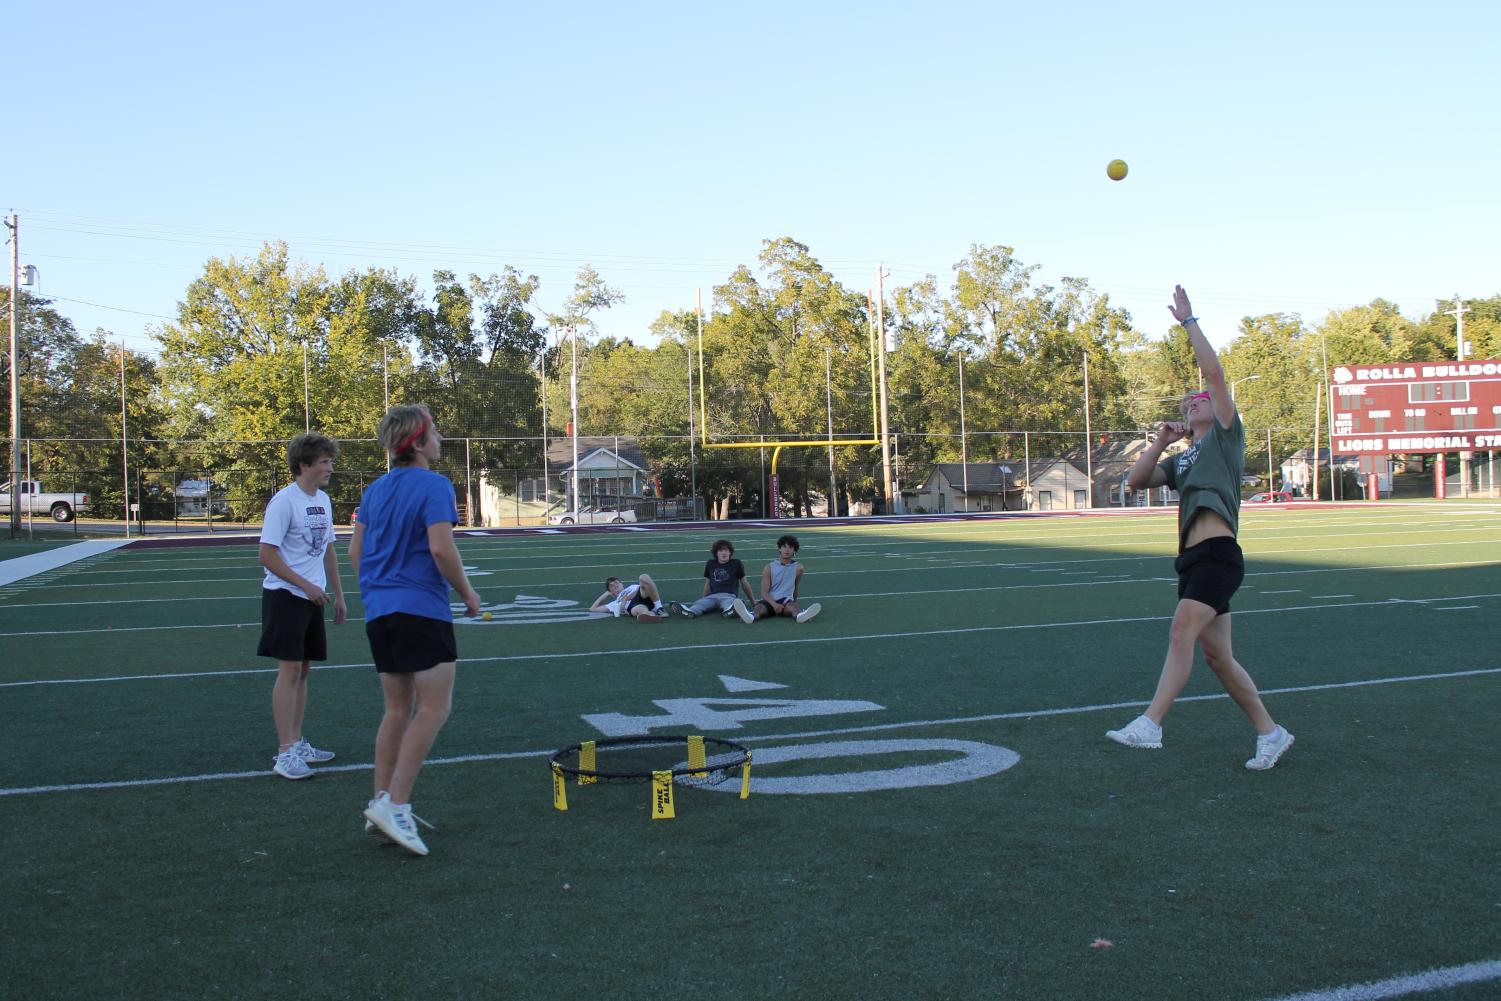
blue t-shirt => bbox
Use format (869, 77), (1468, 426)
(356, 466), (460, 622)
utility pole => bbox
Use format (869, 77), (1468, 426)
(875, 265), (893, 514)
(569, 323), (580, 519)
(1320, 333), (1337, 499)
(958, 354), (969, 512)
(302, 340), (310, 433)
(1311, 380), (1322, 502)
(1447, 294), (1473, 496)
(1082, 353), (1094, 509)
(120, 343), (129, 538)
(7, 212), (20, 537)
(690, 291), (700, 515)
(1445, 294), (1470, 361)
(825, 347), (836, 517)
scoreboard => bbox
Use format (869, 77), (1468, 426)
(1329, 360), (1501, 455)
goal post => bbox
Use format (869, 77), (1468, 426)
(694, 290), (886, 515)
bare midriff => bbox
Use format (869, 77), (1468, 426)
(1184, 509), (1234, 548)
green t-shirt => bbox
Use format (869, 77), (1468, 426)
(1157, 413), (1245, 550)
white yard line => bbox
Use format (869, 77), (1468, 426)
(5, 595), (1498, 685)
(4, 558), (1494, 625)
(1257, 958), (1501, 1001)
(2, 665), (1495, 798)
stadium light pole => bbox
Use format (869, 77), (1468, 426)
(1232, 374), (1261, 395)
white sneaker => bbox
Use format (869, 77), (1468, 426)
(795, 603), (822, 624)
(272, 751), (314, 779)
(363, 794), (429, 856)
(365, 793), (393, 840)
(652, 605), (669, 618)
(671, 602), (695, 618)
(732, 599), (755, 624)
(1245, 726), (1295, 771)
(1105, 715), (1163, 749)
(292, 737), (335, 763)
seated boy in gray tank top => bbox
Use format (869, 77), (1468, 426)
(732, 534), (822, 624)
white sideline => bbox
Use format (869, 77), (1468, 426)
(1259, 958), (1501, 1000)
(0, 540), (132, 586)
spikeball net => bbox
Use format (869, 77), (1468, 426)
(550, 735), (752, 820)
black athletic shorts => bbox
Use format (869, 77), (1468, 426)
(365, 612), (458, 674)
(1175, 536), (1245, 616)
(257, 587), (327, 662)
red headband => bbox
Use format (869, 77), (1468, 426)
(395, 419), (428, 454)
(1188, 392), (1211, 401)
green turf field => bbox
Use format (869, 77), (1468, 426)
(3, 503), (1499, 1000)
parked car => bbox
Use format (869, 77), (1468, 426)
(0, 479), (91, 522)
(1247, 491), (1293, 504)
(548, 505), (638, 526)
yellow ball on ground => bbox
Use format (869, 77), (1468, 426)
(1107, 159), (1128, 181)
(482, 611), (492, 620)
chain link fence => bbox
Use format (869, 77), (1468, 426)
(15, 421), (1471, 538)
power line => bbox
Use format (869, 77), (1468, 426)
(19, 208), (1471, 326)
(43, 294), (175, 322)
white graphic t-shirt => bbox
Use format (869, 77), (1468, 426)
(260, 483), (333, 599)
(604, 583), (642, 616)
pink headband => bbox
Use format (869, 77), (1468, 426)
(1188, 392), (1211, 402)
(395, 419), (428, 454)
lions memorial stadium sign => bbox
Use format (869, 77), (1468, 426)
(1329, 360), (1501, 455)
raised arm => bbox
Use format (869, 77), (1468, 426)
(1126, 422), (1186, 490)
(1168, 285), (1235, 428)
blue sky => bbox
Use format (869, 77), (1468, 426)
(9, 0), (1498, 354)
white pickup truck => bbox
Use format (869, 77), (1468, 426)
(0, 479), (91, 522)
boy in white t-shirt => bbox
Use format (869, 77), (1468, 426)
(258, 433), (347, 779)
(589, 573), (669, 622)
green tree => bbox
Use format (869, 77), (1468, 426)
(1414, 295), (1501, 361)
(1220, 313), (1316, 487)
(1, 290), (167, 514)
(701, 238), (876, 515)
(1317, 300), (1431, 366)
(154, 242), (336, 463)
